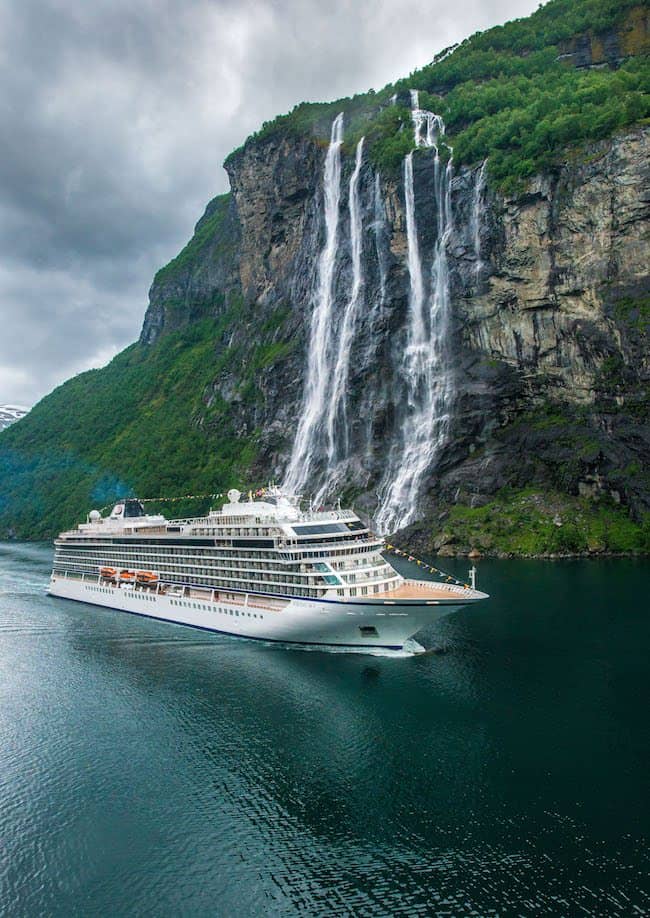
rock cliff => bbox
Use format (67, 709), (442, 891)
(1, 0), (648, 550)
(135, 120), (649, 548)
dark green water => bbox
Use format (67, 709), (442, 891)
(1, 542), (648, 916)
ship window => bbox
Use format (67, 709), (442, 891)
(359, 626), (378, 637)
(232, 538), (274, 549)
(292, 523), (351, 535)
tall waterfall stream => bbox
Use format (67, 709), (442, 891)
(285, 94), (475, 534)
(375, 95), (454, 533)
(284, 113), (345, 495)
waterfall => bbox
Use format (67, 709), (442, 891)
(285, 100), (455, 525)
(372, 172), (388, 306)
(413, 106), (445, 149)
(321, 136), (365, 490)
(375, 101), (454, 534)
(402, 152), (425, 348)
(283, 113), (344, 496)
(411, 91), (446, 150)
(472, 159), (487, 282)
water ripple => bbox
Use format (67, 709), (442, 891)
(1, 543), (648, 915)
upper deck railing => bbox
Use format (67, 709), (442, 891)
(60, 504), (362, 538)
(171, 507), (358, 528)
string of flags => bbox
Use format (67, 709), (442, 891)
(139, 492), (226, 503)
(98, 492), (228, 515)
(384, 543), (469, 589)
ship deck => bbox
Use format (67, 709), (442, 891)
(374, 579), (483, 603)
(53, 570), (487, 608)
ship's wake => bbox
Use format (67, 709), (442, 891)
(256, 637), (428, 658)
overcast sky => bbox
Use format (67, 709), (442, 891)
(1, 0), (539, 407)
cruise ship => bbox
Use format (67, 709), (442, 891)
(48, 488), (488, 651)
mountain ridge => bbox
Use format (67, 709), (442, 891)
(0, 406), (28, 432)
(1, 0), (648, 554)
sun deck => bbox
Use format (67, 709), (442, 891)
(367, 578), (486, 603)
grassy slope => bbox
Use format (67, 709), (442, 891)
(426, 489), (650, 557)
(0, 317), (250, 539)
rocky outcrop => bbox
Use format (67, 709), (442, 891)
(442, 129), (650, 516)
(140, 194), (241, 345)
(558, 6), (649, 69)
(138, 120), (648, 530)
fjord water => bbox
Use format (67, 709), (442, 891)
(1, 544), (648, 915)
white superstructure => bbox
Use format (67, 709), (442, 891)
(48, 487), (488, 651)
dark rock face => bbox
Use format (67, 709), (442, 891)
(557, 7), (650, 69)
(140, 194), (241, 345)
(139, 124), (650, 530)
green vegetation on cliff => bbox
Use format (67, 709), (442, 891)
(153, 193), (233, 288)
(427, 489), (650, 557)
(236, 0), (649, 188)
(0, 317), (257, 539)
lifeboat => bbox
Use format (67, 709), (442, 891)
(119, 570), (136, 582)
(99, 566), (117, 580)
(135, 570), (159, 585)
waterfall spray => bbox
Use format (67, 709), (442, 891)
(403, 151), (425, 347)
(320, 136), (366, 493)
(472, 159), (487, 282)
(372, 172), (388, 307)
(375, 98), (454, 534)
(284, 113), (344, 496)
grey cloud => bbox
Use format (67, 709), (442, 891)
(0, 0), (538, 406)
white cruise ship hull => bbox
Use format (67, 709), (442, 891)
(48, 575), (470, 651)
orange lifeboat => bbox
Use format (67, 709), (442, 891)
(119, 570), (136, 582)
(136, 570), (159, 585)
(99, 566), (117, 580)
